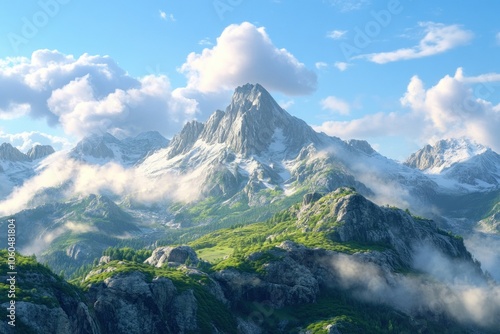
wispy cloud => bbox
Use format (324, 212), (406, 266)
(315, 61), (328, 70)
(358, 22), (474, 64)
(321, 96), (351, 115)
(0, 103), (30, 120)
(198, 37), (213, 46)
(0, 152), (205, 216)
(328, 246), (500, 329)
(327, 0), (370, 12)
(159, 10), (175, 22)
(334, 61), (350, 71)
(279, 99), (294, 110)
(496, 32), (500, 45)
(326, 29), (347, 40)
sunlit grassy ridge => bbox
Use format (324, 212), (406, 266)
(189, 188), (387, 273)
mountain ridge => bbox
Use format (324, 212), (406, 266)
(2, 189), (496, 333)
(70, 131), (169, 165)
(405, 138), (500, 193)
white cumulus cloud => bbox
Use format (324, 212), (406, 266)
(314, 68), (500, 153)
(179, 22), (317, 96)
(0, 130), (72, 152)
(0, 49), (198, 139)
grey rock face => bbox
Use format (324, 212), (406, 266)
(404, 138), (499, 182)
(214, 250), (319, 309)
(404, 144), (438, 170)
(66, 243), (93, 261)
(145, 245), (199, 267)
(167, 120), (205, 158)
(296, 188), (474, 269)
(302, 192), (324, 205)
(0, 272), (100, 334)
(27, 144), (55, 160)
(72, 134), (117, 159)
(0, 143), (30, 161)
(445, 151), (500, 186)
(172, 290), (198, 332)
(346, 139), (375, 155)
(87, 272), (201, 334)
(198, 83), (321, 157)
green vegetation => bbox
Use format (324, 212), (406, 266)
(79, 259), (237, 333)
(196, 246), (234, 263)
(102, 246), (152, 263)
(0, 186), (492, 333)
(0, 250), (81, 308)
(190, 190), (387, 274)
(436, 189), (500, 221)
(239, 290), (471, 333)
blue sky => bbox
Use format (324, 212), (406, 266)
(1, 0), (500, 160)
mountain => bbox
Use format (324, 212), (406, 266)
(71, 131), (169, 166)
(3, 83), (500, 281)
(27, 144), (56, 160)
(139, 84), (431, 211)
(0, 142), (55, 162)
(0, 143), (55, 197)
(405, 138), (500, 192)
(0, 194), (140, 275)
(2, 189), (497, 333)
(0, 142), (31, 162)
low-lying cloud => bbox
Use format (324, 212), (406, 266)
(0, 152), (203, 216)
(329, 245), (500, 329)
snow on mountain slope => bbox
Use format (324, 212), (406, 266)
(405, 138), (488, 173)
(3, 83), (499, 232)
(0, 143), (55, 197)
(70, 131), (169, 166)
(405, 138), (500, 192)
(137, 84), (437, 211)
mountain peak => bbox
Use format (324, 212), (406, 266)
(404, 137), (490, 172)
(71, 133), (117, 160)
(194, 83), (319, 156)
(0, 143), (30, 162)
(226, 83), (281, 116)
(27, 145), (55, 160)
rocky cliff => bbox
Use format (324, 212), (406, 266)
(1, 183), (496, 333)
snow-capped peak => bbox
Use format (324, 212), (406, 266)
(70, 131), (169, 166)
(405, 138), (488, 174)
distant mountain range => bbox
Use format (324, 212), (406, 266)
(1, 83), (500, 333)
(0, 83), (499, 274)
